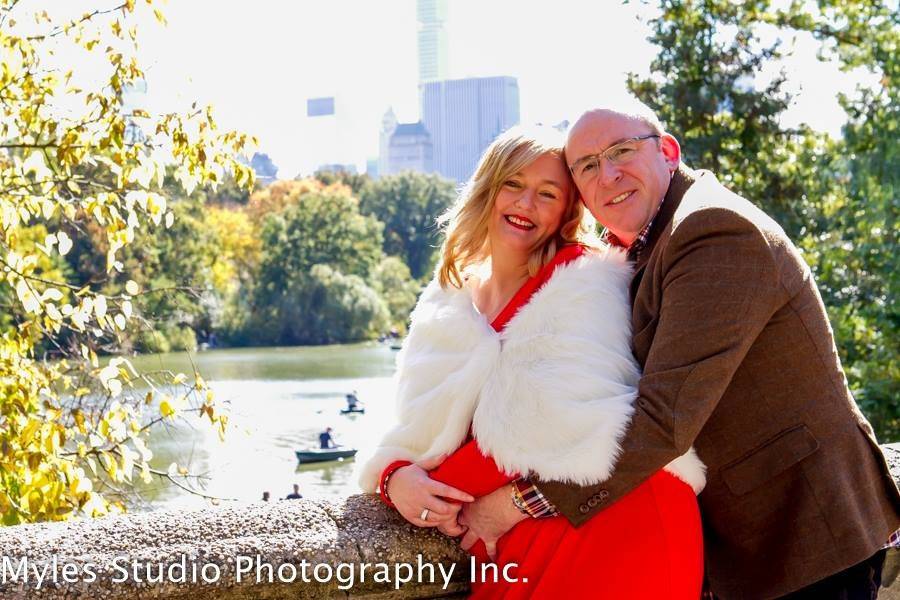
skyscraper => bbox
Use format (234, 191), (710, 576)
(378, 108), (433, 177)
(303, 95), (356, 176)
(417, 0), (448, 84)
(386, 122), (433, 175)
(421, 76), (520, 183)
(378, 108), (399, 178)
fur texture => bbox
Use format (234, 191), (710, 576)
(357, 250), (706, 494)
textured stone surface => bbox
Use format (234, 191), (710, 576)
(880, 444), (900, 599)
(2, 445), (900, 598)
(0, 494), (468, 599)
(884, 444), (900, 483)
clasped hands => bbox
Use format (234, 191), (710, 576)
(386, 454), (527, 560)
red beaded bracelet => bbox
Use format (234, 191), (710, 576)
(379, 460), (412, 508)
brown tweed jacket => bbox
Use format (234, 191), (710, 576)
(535, 165), (900, 599)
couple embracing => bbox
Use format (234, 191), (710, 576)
(358, 99), (900, 599)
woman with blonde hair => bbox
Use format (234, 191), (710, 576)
(358, 125), (705, 598)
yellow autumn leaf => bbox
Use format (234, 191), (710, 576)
(159, 399), (176, 417)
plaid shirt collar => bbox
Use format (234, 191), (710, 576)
(601, 194), (666, 260)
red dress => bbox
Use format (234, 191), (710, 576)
(424, 245), (704, 599)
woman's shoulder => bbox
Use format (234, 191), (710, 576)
(550, 243), (628, 268)
(538, 243), (631, 293)
(556, 243), (629, 266)
(552, 243), (589, 265)
(531, 244), (593, 290)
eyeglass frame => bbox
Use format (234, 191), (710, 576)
(567, 134), (662, 182)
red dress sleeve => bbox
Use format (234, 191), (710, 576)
(428, 438), (518, 497)
(426, 245), (588, 497)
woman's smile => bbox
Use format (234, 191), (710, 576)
(504, 214), (536, 230)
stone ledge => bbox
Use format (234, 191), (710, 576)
(1, 443), (899, 599)
(0, 494), (468, 599)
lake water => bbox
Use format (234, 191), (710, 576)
(127, 343), (400, 511)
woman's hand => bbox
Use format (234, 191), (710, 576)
(386, 454), (475, 529)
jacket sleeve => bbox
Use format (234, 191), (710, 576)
(535, 208), (784, 526)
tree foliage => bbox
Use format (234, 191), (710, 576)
(313, 169), (370, 196)
(360, 172), (456, 279)
(256, 184), (384, 285)
(370, 256), (420, 331)
(249, 264), (389, 346)
(773, 0), (898, 435)
(0, 1), (255, 523)
(233, 182), (388, 346)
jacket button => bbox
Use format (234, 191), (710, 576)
(578, 504), (590, 514)
(587, 497), (598, 507)
(598, 490), (610, 500)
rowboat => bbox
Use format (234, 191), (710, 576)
(295, 448), (358, 464)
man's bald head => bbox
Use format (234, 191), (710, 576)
(567, 98), (666, 146)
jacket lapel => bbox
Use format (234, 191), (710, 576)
(629, 165), (698, 299)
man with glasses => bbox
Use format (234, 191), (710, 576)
(455, 99), (900, 599)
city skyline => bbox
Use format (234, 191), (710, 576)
(133, 0), (879, 179)
(421, 75), (520, 182)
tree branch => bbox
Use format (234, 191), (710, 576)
(26, 4), (129, 42)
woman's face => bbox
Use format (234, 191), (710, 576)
(488, 152), (571, 261)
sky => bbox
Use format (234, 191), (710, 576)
(119, 0), (878, 178)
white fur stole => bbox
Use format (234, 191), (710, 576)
(357, 250), (706, 495)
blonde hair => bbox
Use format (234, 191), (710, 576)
(437, 125), (596, 289)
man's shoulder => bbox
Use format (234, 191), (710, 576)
(650, 169), (810, 293)
(670, 169), (789, 244)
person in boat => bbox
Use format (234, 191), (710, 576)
(261, 491), (270, 502)
(345, 391), (360, 411)
(319, 427), (336, 449)
(358, 124), (705, 598)
(285, 484), (303, 500)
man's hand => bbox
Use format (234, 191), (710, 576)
(458, 484), (527, 560)
(437, 518), (467, 537)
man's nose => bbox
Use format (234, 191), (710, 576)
(598, 158), (622, 187)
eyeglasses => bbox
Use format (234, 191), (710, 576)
(568, 134), (661, 186)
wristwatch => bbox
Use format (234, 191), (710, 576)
(510, 482), (529, 515)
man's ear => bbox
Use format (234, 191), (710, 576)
(660, 134), (681, 170)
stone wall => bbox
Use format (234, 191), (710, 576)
(1, 444), (899, 599)
(0, 493), (471, 599)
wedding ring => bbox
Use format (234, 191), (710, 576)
(420, 508), (430, 521)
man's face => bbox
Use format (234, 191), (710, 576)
(566, 110), (680, 245)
